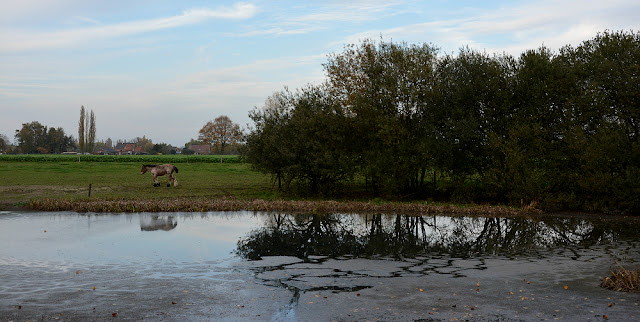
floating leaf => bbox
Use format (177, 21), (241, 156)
(93, 286), (96, 290)
(564, 285), (568, 290)
(112, 313), (118, 317)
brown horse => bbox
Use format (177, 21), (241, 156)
(140, 164), (179, 187)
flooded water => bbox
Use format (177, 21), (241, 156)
(1, 211), (639, 321)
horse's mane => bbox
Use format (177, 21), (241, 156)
(143, 164), (157, 167)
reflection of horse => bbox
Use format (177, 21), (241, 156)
(140, 215), (178, 231)
(140, 164), (179, 187)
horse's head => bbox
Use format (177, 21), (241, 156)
(140, 165), (148, 174)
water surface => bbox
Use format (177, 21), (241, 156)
(1, 211), (639, 321)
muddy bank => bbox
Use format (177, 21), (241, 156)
(26, 197), (543, 216)
(2, 254), (639, 321)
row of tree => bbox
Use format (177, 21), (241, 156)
(12, 121), (75, 154)
(244, 30), (640, 214)
(78, 105), (96, 154)
(5, 110), (244, 156)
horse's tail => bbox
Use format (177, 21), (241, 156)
(173, 165), (179, 173)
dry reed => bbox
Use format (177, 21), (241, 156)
(601, 264), (640, 292)
(28, 197), (542, 217)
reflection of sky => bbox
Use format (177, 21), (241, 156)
(0, 211), (262, 267)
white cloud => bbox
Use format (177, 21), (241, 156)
(72, 16), (101, 25)
(0, 3), (258, 52)
(235, 0), (403, 37)
(333, 0), (640, 56)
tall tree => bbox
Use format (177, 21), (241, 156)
(324, 40), (439, 192)
(78, 106), (97, 153)
(78, 106), (86, 153)
(198, 115), (242, 155)
(88, 110), (96, 153)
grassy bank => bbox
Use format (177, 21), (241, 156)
(0, 157), (540, 215)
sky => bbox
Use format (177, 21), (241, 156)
(1, 0), (639, 148)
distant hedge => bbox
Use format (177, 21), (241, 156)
(0, 154), (241, 163)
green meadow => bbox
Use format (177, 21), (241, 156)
(0, 155), (276, 207)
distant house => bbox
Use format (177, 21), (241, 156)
(95, 147), (117, 155)
(189, 144), (211, 155)
(167, 145), (182, 154)
(114, 143), (146, 155)
(133, 146), (147, 154)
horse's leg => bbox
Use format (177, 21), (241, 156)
(167, 174), (172, 187)
(173, 174), (178, 187)
(153, 174), (159, 187)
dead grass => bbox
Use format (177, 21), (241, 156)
(27, 197), (541, 217)
(601, 264), (640, 292)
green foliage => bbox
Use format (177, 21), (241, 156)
(14, 121), (75, 154)
(243, 31), (640, 214)
(245, 86), (357, 194)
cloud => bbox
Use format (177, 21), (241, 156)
(235, 0), (403, 37)
(0, 3), (258, 52)
(72, 16), (101, 25)
(332, 0), (640, 56)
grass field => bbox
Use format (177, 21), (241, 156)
(0, 158), (277, 207)
(0, 155), (534, 216)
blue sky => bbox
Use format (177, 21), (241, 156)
(1, 0), (639, 147)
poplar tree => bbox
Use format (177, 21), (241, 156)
(78, 106), (96, 154)
(78, 106), (85, 153)
(88, 110), (96, 153)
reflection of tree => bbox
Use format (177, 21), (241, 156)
(236, 213), (638, 260)
(140, 215), (177, 231)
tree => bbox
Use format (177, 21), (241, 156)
(0, 133), (9, 153)
(324, 39), (439, 193)
(198, 115), (242, 155)
(88, 110), (96, 153)
(15, 122), (74, 154)
(245, 86), (358, 194)
(78, 106), (85, 153)
(78, 106), (97, 153)
(242, 31), (640, 212)
(15, 121), (47, 154)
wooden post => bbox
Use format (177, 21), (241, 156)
(88, 183), (92, 197)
